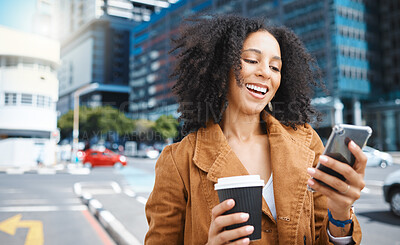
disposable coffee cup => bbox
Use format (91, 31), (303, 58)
(214, 175), (264, 241)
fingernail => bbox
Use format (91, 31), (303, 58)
(242, 238), (250, 244)
(308, 179), (315, 186)
(241, 213), (249, 220)
(245, 226), (254, 232)
(227, 199), (234, 206)
(350, 141), (357, 148)
(319, 155), (328, 163)
(307, 168), (315, 175)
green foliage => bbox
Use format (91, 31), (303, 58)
(153, 115), (179, 140)
(57, 106), (134, 140)
(57, 107), (179, 143)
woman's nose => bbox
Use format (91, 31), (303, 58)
(256, 64), (271, 78)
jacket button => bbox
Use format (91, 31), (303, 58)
(263, 229), (272, 233)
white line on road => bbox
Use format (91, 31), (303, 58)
(123, 188), (136, 197)
(0, 205), (87, 212)
(0, 198), (82, 205)
(110, 182), (122, 193)
(0, 188), (24, 193)
(136, 196), (147, 205)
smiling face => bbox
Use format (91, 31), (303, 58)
(226, 30), (282, 117)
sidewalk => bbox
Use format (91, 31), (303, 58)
(74, 181), (148, 245)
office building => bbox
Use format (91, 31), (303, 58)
(130, 0), (399, 150)
(0, 26), (60, 166)
(363, 0), (400, 150)
(57, 0), (172, 116)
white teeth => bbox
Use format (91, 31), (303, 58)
(246, 84), (267, 94)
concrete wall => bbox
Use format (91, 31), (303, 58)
(0, 138), (56, 167)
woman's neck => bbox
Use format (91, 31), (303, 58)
(219, 109), (264, 143)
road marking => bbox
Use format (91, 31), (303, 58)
(0, 214), (44, 245)
(0, 205), (87, 212)
(0, 198), (81, 205)
(110, 182), (122, 193)
(123, 188), (136, 197)
(0, 199), (50, 205)
(84, 189), (119, 195)
(81, 209), (115, 245)
(136, 196), (147, 205)
(0, 188), (24, 193)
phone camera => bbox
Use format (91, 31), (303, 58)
(333, 125), (345, 136)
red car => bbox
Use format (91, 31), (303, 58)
(83, 149), (127, 168)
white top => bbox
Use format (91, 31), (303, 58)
(262, 175), (352, 244)
(262, 174), (276, 220)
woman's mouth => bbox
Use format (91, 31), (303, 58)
(245, 83), (268, 96)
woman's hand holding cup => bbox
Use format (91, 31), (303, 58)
(207, 199), (253, 245)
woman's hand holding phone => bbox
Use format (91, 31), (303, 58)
(307, 140), (367, 237)
(207, 199), (254, 245)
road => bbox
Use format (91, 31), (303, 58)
(0, 169), (117, 245)
(354, 164), (400, 245)
(0, 158), (399, 244)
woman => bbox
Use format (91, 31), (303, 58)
(145, 15), (366, 244)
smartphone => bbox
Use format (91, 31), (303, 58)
(308, 124), (372, 192)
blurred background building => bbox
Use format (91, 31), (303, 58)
(129, 0), (400, 150)
(56, 0), (174, 115)
(0, 26), (60, 166)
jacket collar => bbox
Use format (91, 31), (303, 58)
(192, 111), (317, 242)
(192, 111), (315, 178)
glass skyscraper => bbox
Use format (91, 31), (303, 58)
(57, 0), (171, 115)
(129, 0), (400, 150)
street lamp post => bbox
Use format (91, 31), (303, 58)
(71, 83), (99, 163)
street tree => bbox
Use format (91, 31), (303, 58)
(153, 115), (179, 142)
(57, 106), (134, 141)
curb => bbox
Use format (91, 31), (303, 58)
(73, 183), (141, 245)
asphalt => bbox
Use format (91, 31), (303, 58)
(73, 180), (149, 245)
(3, 153), (400, 245)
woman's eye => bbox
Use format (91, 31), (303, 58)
(244, 59), (258, 64)
(270, 66), (280, 72)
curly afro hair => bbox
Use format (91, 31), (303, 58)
(171, 14), (323, 136)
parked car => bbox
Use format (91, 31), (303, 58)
(137, 146), (160, 159)
(383, 169), (400, 217)
(83, 149), (127, 168)
(363, 146), (393, 168)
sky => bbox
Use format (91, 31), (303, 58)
(0, 0), (36, 32)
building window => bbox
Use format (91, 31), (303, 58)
(4, 92), (17, 105)
(37, 95), (45, 107)
(5, 57), (18, 67)
(21, 93), (33, 105)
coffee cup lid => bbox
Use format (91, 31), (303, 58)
(214, 175), (264, 190)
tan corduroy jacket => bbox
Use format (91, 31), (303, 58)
(145, 113), (362, 244)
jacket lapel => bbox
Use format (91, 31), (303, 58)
(192, 121), (276, 221)
(265, 113), (316, 244)
(193, 121), (249, 182)
(193, 114), (317, 244)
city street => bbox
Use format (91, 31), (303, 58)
(0, 169), (118, 245)
(0, 158), (399, 244)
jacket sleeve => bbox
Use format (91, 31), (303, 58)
(310, 129), (362, 245)
(145, 145), (187, 245)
